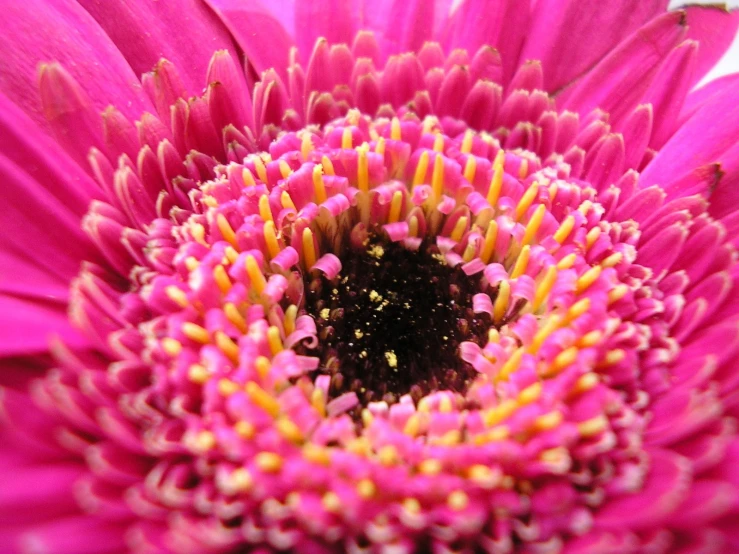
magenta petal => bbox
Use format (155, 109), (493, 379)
(77, 0), (239, 96)
(295, 0), (356, 64)
(521, 0), (668, 92)
(0, 0), (152, 132)
(204, 0), (295, 81)
(683, 5), (739, 87)
(560, 12), (687, 125)
(17, 517), (127, 554)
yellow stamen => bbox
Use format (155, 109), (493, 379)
(224, 246), (239, 265)
(255, 452), (283, 473)
(548, 346), (579, 375)
(408, 215), (419, 238)
(510, 245), (531, 279)
(301, 132), (313, 160)
(557, 253), (577, 270)
(278, 160), (292, 179)
(573, 373), (599, 394)
(162, 337), (182, 356)
(378, 445), (398, 466)
(518, 382), (543, 405)
(565, 298), (591, 323)
(224, 303), (247, 333)
(357, 479), (376, 499)
(576, 266), (602, 294)
(234, 420), (255, 439)
(418, 459), (442, 475)
(578, 200), (592, 216)
(412, 150), (429, 188)
(310, 388), (326, 417)
(486, 151), (505, 207)
(493, 280), (510, 322)
(602, 252), (623, 268)
(497, 346), (524, 381)
(391, 117), (401, 140)
(529, 315), (562, 353)
(585, 227), (601, 251)
(281, 191), (296, 211)
(213, 265), (231, 294)
(515, 181), (539, 221)
(450, 216), (468, 242)
(532, 411), (563, 431)
(322, 492), (341, 512)
(303, 443), (331, 465)
(463, 155), (476, 183)
(387, 190), (403, 223)
(215, 331), (240, 364)
(246, 382), (280, 417)
(462, 240), (477, 263)
(403, 414), (421, 437)
(480, 220), (498, 264)
(375, 137), (386, 155)
(461, 130), (474, 154)
(230, 468), (253, 491)
(431, 154), (444, 198)
(608, 284), (628, 303)
(301, 227), (317, 268)
(518, 158), (529, 179)
(191, 223), (207, 245)
(277, 418), (303, 443)
(432, 133), (444, 153)
(245, 255), (267, 294)
(342, 127), (353, 149)
(483, 399), (517, 426)
(357, 145), (369, 193)
(258, 194), (273, 222)
(448, 490), (469, 511)
(253, 156), (268, 183)
(522, 204), (545, 246)
(284, 305), (298, 336)
(188, 364), (209, 384)
(553, 215), (575, 244)
(255, 355), (271, 379)
(263, 221), (281, 260)
(533, 266), (557, 312)
(312, 164), (327, 204)
(218, 378), (240, 396)
(166, 286), (189, 308)
(599, 349), (625, 367)
(578, 330), (603, 348)
(193, 430), (216, 452)
(267, 326), (283, 355)
(216, 213), (238, 248)
(184, 256), (199, 272)
(242, 167), (256, 186)
(578, 415), (608, 437)
(182, 322), (210, 344)
(403, 498), (421, 514)
(321, 155), (335, 176)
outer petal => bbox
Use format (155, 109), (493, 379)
(203, 0), (295, 81)
(77, 0), (240, 96)
(521, 0), (668, 92)
(0, 0), (152, 133)
(683, 5), (739, 87)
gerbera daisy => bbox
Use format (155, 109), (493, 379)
(1, 1), (739, 552)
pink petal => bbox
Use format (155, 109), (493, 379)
(0, 0), (152, 133)
(683, 5), (739, 87)
(560, 12), (687, 125)
(521, 0), (668, 92)
(78, 0), (239, 96)
(295, 0), (356, 64)
(204, 0), (295, 81)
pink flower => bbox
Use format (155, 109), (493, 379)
(2, 1), (739, 552)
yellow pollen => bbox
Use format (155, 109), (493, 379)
(432, 132), (444, 153)
(448, 490), (469, 511)
(497, 347), (524, 382)
(183, 322), (210, 344)
(216, 213), (238, 248)
(474, 426), (510, 444)
(529, 315), (562, 353)
(267, 326), (284, 355)
(515, 181), (539, 221)
(408, 215), (419, 238)
(578, 330), (603, 348)
(573, 373), (599, 394)
(576, 265), (602, 293)
(578, 415), (609, 437)
(378, 445), (398, 466)
(258, 194), (273, 222)
(245, 255), (267, 294)
(553, 215), (575, 244)
(608, 284), (629, 304)
(357, 479), (376, 499)
(191, 222), (206, 245)
(488, 328), (500, 343)
(246, 382), (280, 417)
(548, 181), (559, 201)
(312, 164), (328, 204)
(468, 465), (499, 488)
(184, 256), (199, 272)
(602, 252), (623, 268)
(518, 158), (529, 179)
(322, 492), (341, 512)
(547, 346), (579, 375)
(532, 266), (558, 312)
(284, 305), (298, 336)
(450, 216), (468, 242)
(361, 409), (373, 427)
(578, 200), (593, 216)
(218, 378), (240, 396)
(585, 227), (601, 251)
(342, 127), (353, 149)
(522, 203), (546, 246)
(215, 332), (240, 364)
(255, 355), (271, 379)
(403, 498), (421, 514)
(253, 156), (268, 183)
(303, 443), (331, 465)
(166, 286), (189, 308)
(461, 130), (474, 154)
(321, 155), (335, 176)
(463, 155), (477, 182)
(301, 132), (313, 160)
(487, 152), (505, 207)
(388, 190), (403, 223)
(193, 430), (216, 452)
(202, 196), (217, 208)
(463, 240), (477, 263)
(439, 395), (453, 413)
(161, 337), (182, 356)
(403, 414), (421, 437)
(557, 253), (577, 270)
(375, 136), (386, 155)
(518, 382), (543, 405)
(412, 150), (429, 188)
(301, 227), (318, 269)
(533, 411), (563, 432)
(278, 160), (292, 179)
(565, 298), (591, 322)
(510, 245), (531, 279)
(276, 417), (303, 443)
(483, 399), (518, 426)
(234, 420), (255, 439)
(273, 194), (291, 214)
(480, 220), (499, 264)
(357, 144), (369, 192)
(493, 280), (510, 323)
(599, 349), (626, 366)
(391, 117), (402, 140)
(255, 452), (283, 473)
(418, 459), (442, 475)
(310, 388), (326, 417)
(213, 264), (232, 294)
(263, 221), (281, 260)
(224, 246), (239, 265)
(230, 468), (253, 491)
(188, 363), (209, 384)
(224, 303), (247, 333)
(431, 153), (445, 199)
(242, 167), (256, 187)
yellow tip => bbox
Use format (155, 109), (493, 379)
(281, 191), (296, 211)
(253, 156), (268, 183)
(213, 264), (232, 294)
(493, 280), (511, 323)
(522, 203), (546, 246)
(245, 255), (267, 294)
(263, 220), (281, 260)
(258, 194), (273, 223)
(278, 159), (292, 179)
(387, 190), (403, 224)
(532, 266), (558, 312)
(312, 164), (327, 204)
(576, 265), (602, 294)
(375, 136), (386, 155)
(342, 127), (353, 149)
(301, 227), (317, 269)
(487, 152), (505, 207)
(224, 303), (247, 333)
(284, 304), (298, 336)
(412, 150), (429, 188)
(432, 132), (444, 153)
(216, 213), (238, 248)
(461, 130), (474, 154)
(391, 117), (402, 140)
(182, 322), (210, 344)
(515, 181), (539, 222)
(553, 215), (575, 244)
(267, 325), (284, 355)
(321, 155), (335, 176)
(242, 167), (256, 187)
(510, 244), (531, 279)
(215, 331), (240, 364)
(450, 216), (468, 242)
(357, 145), (369, 193)
(480, 220), (499, 264)
(301, 132), (313, 160)
(463, 155), (477, 183)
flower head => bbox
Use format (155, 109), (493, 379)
(1, 1), (739, 553)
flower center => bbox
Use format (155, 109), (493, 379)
(303, 233), (490, 407)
